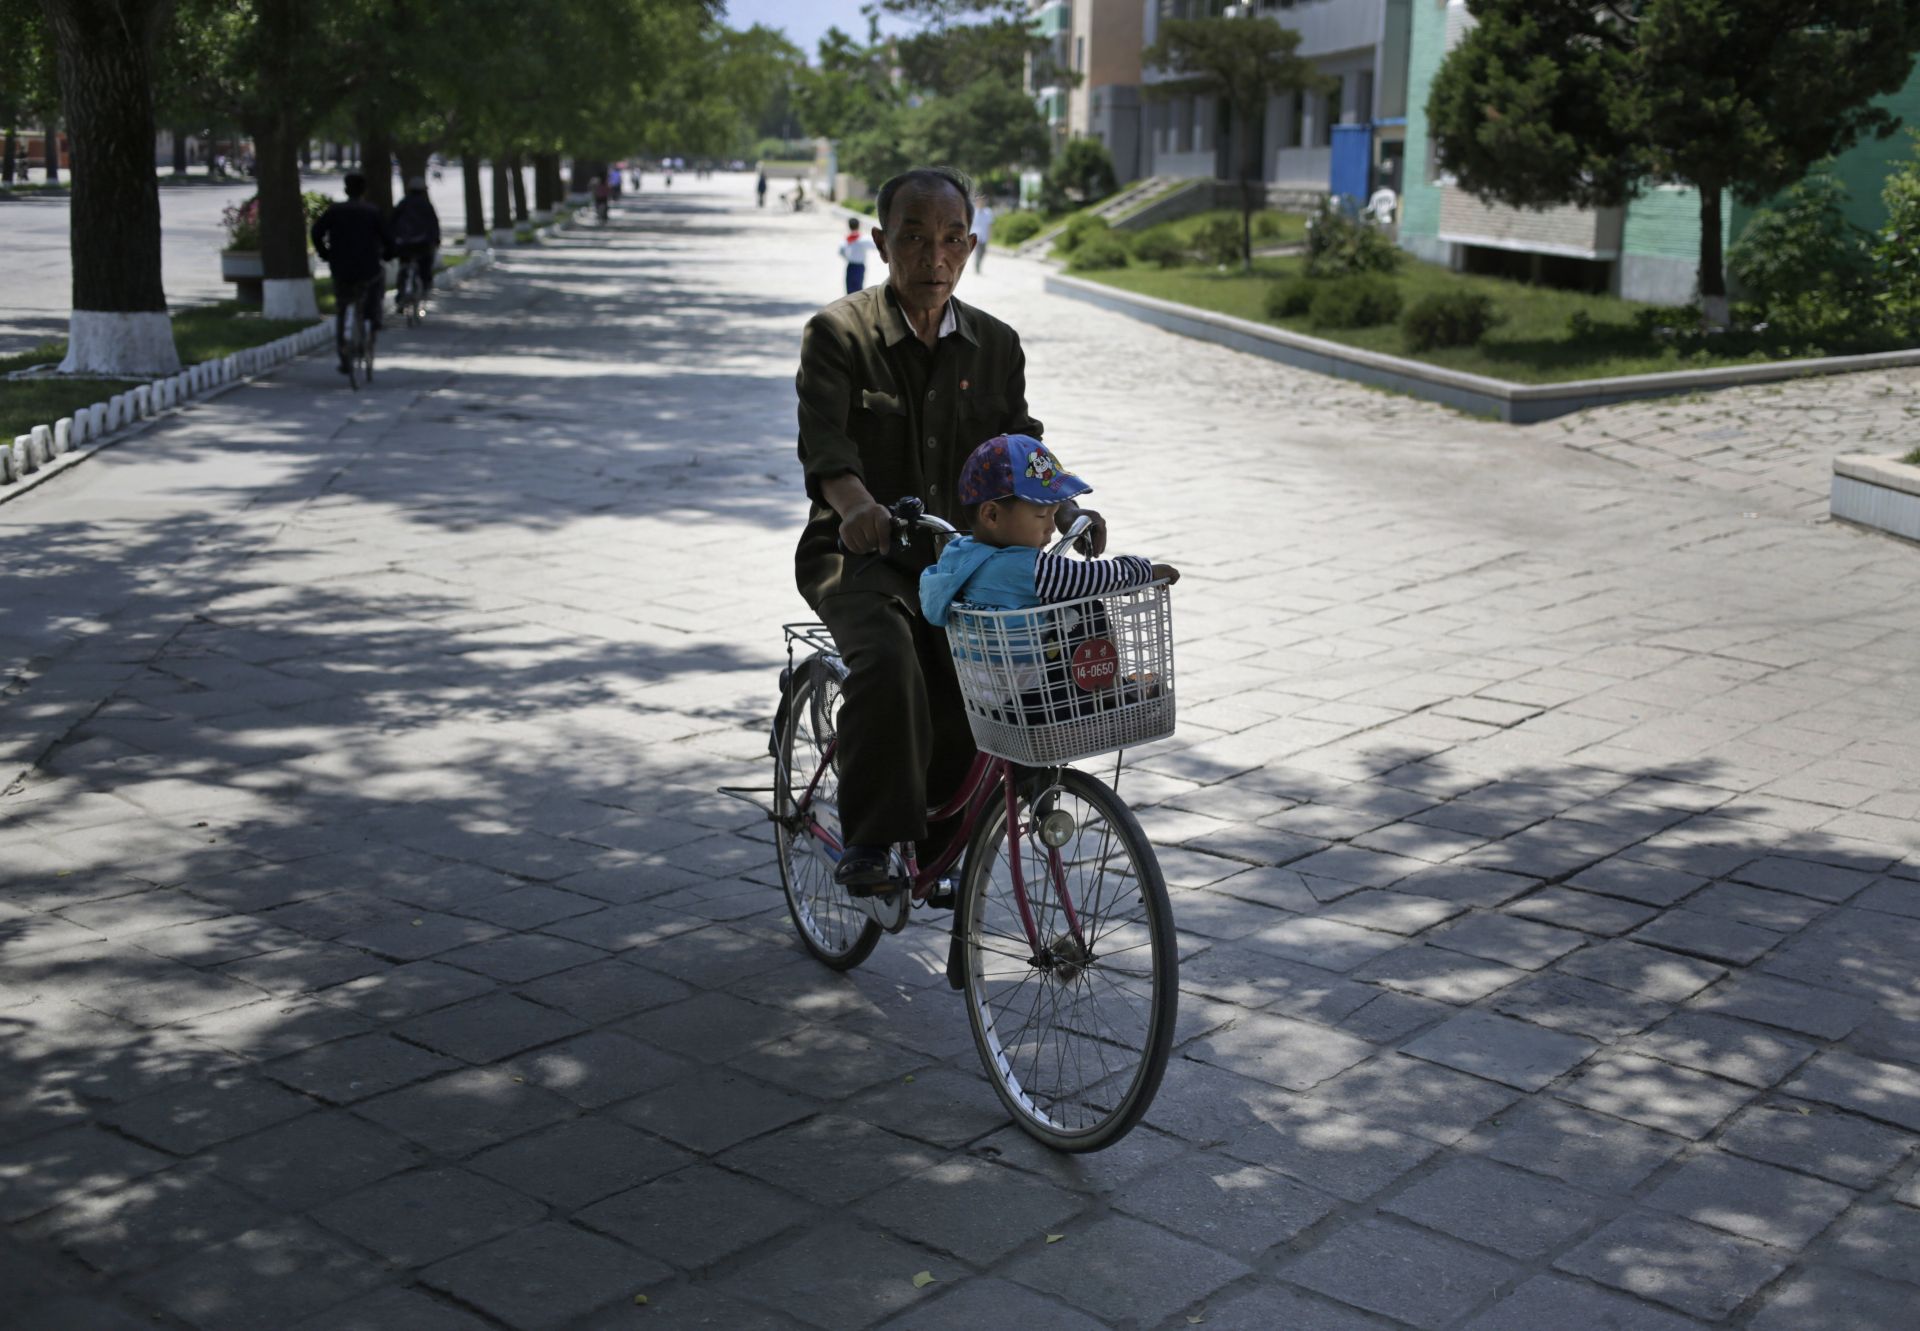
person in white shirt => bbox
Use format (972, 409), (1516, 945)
(839, 217), (875, 294)
(970, 200), (996, 273)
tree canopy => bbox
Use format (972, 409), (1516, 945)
(795, 1), (1048, 195)
(1427, 0), (1920, 312)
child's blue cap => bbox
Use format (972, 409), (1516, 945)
(957, 434), (1091, 506)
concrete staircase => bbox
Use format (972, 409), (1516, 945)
(1011, 175), (1178, 259)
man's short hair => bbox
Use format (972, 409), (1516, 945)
(876, 167), (974, 232)
(343, 172), (367, 198)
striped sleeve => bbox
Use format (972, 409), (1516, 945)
(1032, 551), (1156, 602)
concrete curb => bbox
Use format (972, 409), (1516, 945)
(1832, 452), (1920, 543)
(1044, 272), (1920, 425)
(0, 252), (496, 504)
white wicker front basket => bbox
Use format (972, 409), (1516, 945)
(944, 583), (1175, 765)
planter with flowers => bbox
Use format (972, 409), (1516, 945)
(220, 196), (265, 303)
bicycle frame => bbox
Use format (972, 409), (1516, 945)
(794, 739), (1087, 958)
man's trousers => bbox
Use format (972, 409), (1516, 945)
(815, 591), (977, 850)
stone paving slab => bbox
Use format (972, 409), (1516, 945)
(3, 176), (1920, 1328)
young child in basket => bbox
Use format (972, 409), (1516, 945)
(920, 434), (1177, 724)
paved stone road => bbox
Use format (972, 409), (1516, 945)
(3, 175), (1919, 1331)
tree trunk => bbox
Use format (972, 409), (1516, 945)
(461, 154), (486, 242)
(361, 121), (394, 218)
(300, 141), (311, 168)
(395, 141), (432, 191)
(3, 130), (16, 184)
(509, 153), (528, 222)
(570, 156), (594, 199)
(532, 150), (555, 212)
(1697, 181), (1727, 328)
(250, 115), (318, 318)
(39, 0), (181, 375)
(44, 115), (60, 183)
(171, 126), (187, 175)
(491, 155), (511, 240)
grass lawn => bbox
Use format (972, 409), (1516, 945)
(1152, 208), (1310, 248)
(0, 283), (340, 442)
(1077, 254), (1821, 384)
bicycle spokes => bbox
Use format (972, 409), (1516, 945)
(963, 772), (1173, 1147)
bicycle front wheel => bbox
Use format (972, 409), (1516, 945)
(361, 318), (377, 384)
(773, 657), (881, 970)
(957, 766), (1176, 1152)
(345, 307), (361, 391)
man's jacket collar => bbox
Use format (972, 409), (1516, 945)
(877, 284), (978, 348)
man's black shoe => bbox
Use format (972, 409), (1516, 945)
(336, 355), (351, 374)
(834, 845), (893, 896)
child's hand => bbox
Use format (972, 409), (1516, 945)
(1152, 563), (1180, 586)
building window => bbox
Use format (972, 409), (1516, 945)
(1320, 77), (1343, 146)
(1287, 89), (1304, 148)
(1075, 35), (1084, 72)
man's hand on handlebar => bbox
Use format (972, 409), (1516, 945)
(839, 499), (895, 554)
(1152, 563), (1181, 586)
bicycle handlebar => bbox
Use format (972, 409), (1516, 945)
(839, 496), (1093, 559)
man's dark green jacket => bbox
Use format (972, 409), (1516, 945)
(794, 285), (1042, 609)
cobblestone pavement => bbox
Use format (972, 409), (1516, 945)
(3, 175), (1919, 1331)
(1551, 369), (1920, 521)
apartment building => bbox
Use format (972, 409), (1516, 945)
(1139, 0), (1413, 200)
(1068, 0), (1147, 181)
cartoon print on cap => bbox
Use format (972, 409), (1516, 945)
(1026, 447), (1062, 489)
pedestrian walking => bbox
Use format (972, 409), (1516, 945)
(757, 171), (768, 208)
(838, 217), (873, 295)
(591, 174), (610, 221)
(609, 164), (623, 200)
(970, 198), (996, 274)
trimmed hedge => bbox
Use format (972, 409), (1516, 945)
(995, 210), (1044, 245)
(1402, 290), (1498, 350)
(1308, 274), (1403, 330)
(1129, 225), (1189, 269)
(1068, 234), (1131, 272)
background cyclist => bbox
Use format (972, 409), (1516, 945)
(392, 175), (441, 305)
(310, 172), (395, 373)
(792, 165), (1104, 895)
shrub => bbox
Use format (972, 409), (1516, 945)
(1730, 165), (1874, 323)
(1194, 216), (1245, 267)
(1402, 290), (1498, 351)
(1266, 275), (1316, 319)
(1048, 138), (1118, 206)
(1067, 233), (1130, 272)
(1056, 212), (1111, 255)
(994, 210), (1044, 246)
(220, 196), (261, 250)
(1303, 196), (1400, 277)
(1877, 131), (1920, 332)
(1307, 274), (1403, 329)
(1129, 225), (1189, 269)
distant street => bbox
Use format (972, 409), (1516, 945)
(1, 168), (488, 359)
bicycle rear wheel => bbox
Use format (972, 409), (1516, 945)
(956, 766), (1176, 1152)
(773, 657), (881, 970)
(361, 312), (377, 384)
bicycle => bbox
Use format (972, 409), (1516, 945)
(728, 497), (1180, 1152)
(395, 255), (427, 328)
(337, 279), (379, 390)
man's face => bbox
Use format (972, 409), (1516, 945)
(874, 183), (977, 317)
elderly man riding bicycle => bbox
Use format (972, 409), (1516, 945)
(793, 165), (1106, 893)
